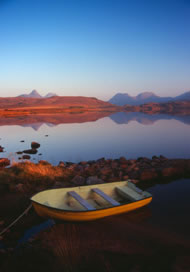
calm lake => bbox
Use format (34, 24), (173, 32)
(0, 112), (190, 165)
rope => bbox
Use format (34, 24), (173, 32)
(0, 204), (32, 237)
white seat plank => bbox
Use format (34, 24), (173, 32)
(92, 188), (120, 206)
(68, 191), (95, 211)
(116, 186), (142, 201)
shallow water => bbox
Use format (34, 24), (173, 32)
(0, 112), (190, 165)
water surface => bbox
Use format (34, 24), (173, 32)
(0, 112), (190, 165)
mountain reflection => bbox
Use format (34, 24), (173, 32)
(109, 112), (190, 126)
(0, 112), (190, 130)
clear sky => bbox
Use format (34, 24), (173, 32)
(0, 0), (190, 100)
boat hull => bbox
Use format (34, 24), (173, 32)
(32, 196), (152, 221)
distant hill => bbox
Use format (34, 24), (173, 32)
(109, 91), (190, 106)
(0, 96), (116, 110)
(44, 92), (57, 98)
(173, 91), (190, 101)
(18, 90), (57, 98)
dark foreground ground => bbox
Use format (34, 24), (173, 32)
(0, 179), (190, 272)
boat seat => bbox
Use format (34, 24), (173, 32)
(68, 191), (95, 211)
(116, 186), (142, 201)
(92, 188), (120, 206)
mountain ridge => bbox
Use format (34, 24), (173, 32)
(109, 91), (190, 105)
(18, 90), (57, 98)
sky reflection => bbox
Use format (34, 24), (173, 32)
(0, 113), (190, 165)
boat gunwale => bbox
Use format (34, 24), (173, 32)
(31, 190), (152, 214)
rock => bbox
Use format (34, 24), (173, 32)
(140, 169), (158, 181)
(137, 157), (150, 163)
(79, 161), (88, 166)
(20, 140), (25, 142)
(123, 175), (129, 180)
(86, 176), (104, 185)
(128, 171), (139, 179)
(119, 156), (127, 163)
(0, 158), (10, 167)
(100, 167), (112, 176)
(88, 160), (96, 165)
(58, 161), (65, 167)
(22, 155), (31, 160)
(31, 142), (40, 149)
(45, 135), (49, 137)
(97, 157), (105, 163)
(71, 175), (85, 186)
(120, 164), (128, 169)
(75, 165), (84, 171)
(0, 146), (4, 152)
(152, 155), (159, 160)
(111, 162), (119, 168)
(38, 153), (42, 156)
(16, 151), (23, 154)
(39, 160), (51, 166)
(128, 159), (136, 165)
(126, 164), (137, 172)
(23, 148), (37, 154)
(159, 155), (167, 160)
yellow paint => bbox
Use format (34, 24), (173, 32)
(32, 197), (152, 221)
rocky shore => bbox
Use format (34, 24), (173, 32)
(0, 155), (190, 196)
(0, 155), (190, 271)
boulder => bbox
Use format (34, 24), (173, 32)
(119, 156), (127, 163)
(0, 146), (4, 152)
(159, 155), (167, 160)
(23, 148), (37, 154)
(139, 169), (158, 181)
(58, 161), (65, 167)
(31, 142), (40, 149)
(100, 167), (112, 176)
(16, 151), (23, 154)
(71, 175), (85, 186)
(22, 155), (31, 160)
(86, 176), (104, 185)
(38, 160), (51, 166)
(123, 175), (129, 180)
(79, 161), (88, 166)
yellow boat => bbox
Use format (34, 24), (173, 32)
(31, 181), (152, 221)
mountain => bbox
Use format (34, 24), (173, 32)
(173, 91), (190, 101)
(45, 92), (57, 98)
(19, 90), (57, 99)
(19, 90), (42, 98)
(0, 96), (117, 110)
(109, 91), (190, 106)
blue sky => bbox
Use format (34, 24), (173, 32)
(0, 0), (190, 100)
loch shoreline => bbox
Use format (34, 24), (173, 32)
(0, 155), (190, 271)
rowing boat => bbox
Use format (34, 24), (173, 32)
(31, 180), (152, 221)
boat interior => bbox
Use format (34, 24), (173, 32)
(31, 181), (152, 211)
